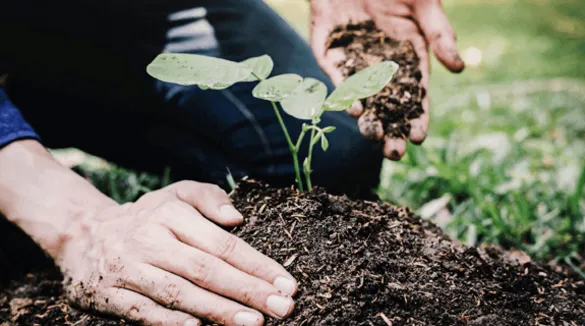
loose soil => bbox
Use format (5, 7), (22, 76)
(327, 20), (425, 142)
(1, 181), (584, 325)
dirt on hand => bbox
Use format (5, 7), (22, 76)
(327, 20), (425, 142)
(1, 181), (585, 325)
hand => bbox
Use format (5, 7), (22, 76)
(56, 181), (297, 326)
(310, 0), (465, 159)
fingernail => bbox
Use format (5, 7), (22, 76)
(234, 311), (263, 326)
(219, 205), (243, 222)
(184, 319), (200, 326)
(273, 276), (297, 296)
(266, 295), (293, 318)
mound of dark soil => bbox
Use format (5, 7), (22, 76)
(327, 20), (425, 142)
(1, 181), (584, 325)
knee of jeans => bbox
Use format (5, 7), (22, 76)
(312, 136), (384, 196)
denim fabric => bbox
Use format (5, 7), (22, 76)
(0, 0), (383, 195)
(0, 88), (40, 147)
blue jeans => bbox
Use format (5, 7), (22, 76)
(1, 0), (383, 196)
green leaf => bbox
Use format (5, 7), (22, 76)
(324, 61), (399, 111)
(146, 53), (251, 90)
(322, 126), (336, 133)
(252, 74), (303, 101)
(321, 135), (330, 151)
(241, 55), (274, 82)
(280, 78), (328, 120)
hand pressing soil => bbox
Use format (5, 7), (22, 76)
(326, 20), (425, 145)
(1, 181), (584, 325)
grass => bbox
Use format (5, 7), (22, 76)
(58, 0), (585, 274)
(370, 0), (585, 271)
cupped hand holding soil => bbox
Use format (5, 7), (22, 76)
(310, 0), (465, 160)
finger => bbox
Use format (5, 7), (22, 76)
(407, 36), (431, 144)
(357, 110), (384, 140)
(347, 101), (364, 118)
(366, 16), (432, 143)
(166, 180), (243, 227)
(309, 1), (367, 86)
(94, 287), (200, 326)
(311, 25), (346, 86)
(164, 209), (298, 296)
(414, 0), (465, 73)
(118, 264), (268, 326)
(383, 136), (407, 161)
(409, 95), (430, 144)
(145, 242), (294, 320)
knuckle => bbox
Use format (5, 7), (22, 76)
(104, 256), (126, 274)
(202, 183), (226, 200)
(237, 285), (255, 306)
(158, 280), (183, 308)
(207, 183), (224, 194)
(248, 263), (267, 280)
(172, 180), (200, 194)
(126, 302), (148, 322)
(132, 224), (162, 242)
(153, 200), (188, 222)
(216, 234), (239, 261)
(176, 180), (197, 188)
(189, 255), (215, 285)
(136, 190), (157, 203)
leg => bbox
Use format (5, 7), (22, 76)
(154, 0), (384, 195)
(4, 0), (383, 196)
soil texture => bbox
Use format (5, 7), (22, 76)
(327, 20), (425, 142)
(1, 181), (585, 325)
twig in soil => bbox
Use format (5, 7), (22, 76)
(283, 253), (298, 267)
(377, 312), (393, 325)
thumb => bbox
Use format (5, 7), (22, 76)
(414, 0), (465, 73)
(310, 21), (346, 86)
(166, 181), (244, 227)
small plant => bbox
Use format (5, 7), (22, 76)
(147, 54), (397, 191)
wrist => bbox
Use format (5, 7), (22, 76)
(0, 140), (117, 259)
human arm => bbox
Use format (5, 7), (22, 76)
(310, 0), (465, 159)
(0, 138), (297, 324)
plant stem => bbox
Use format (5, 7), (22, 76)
(295, 127), (308, 151)
(270, 101), (304, 192)
(305, 127), (317, 190)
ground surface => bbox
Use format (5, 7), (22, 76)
(2, 181), (584, 325)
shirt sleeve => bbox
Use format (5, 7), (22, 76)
(0, 87), (40, 148)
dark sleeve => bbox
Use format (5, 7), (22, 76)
(0, 87), (40, 148)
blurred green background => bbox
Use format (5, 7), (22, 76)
(59, 0), (585, 274)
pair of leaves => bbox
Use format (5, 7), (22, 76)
(147, 53), (399, 120)
(253, 75), (328, 120)
(243, 55), (328, 120)
(252, 59), (398, 119)
(311, 126), (336, 151)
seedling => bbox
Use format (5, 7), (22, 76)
(147, 53), (397, 191)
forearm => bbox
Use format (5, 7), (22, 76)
(0, 140), (116, 258)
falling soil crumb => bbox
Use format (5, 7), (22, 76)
(1, 181), (585, 325)
(327, 20), (425, 141)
